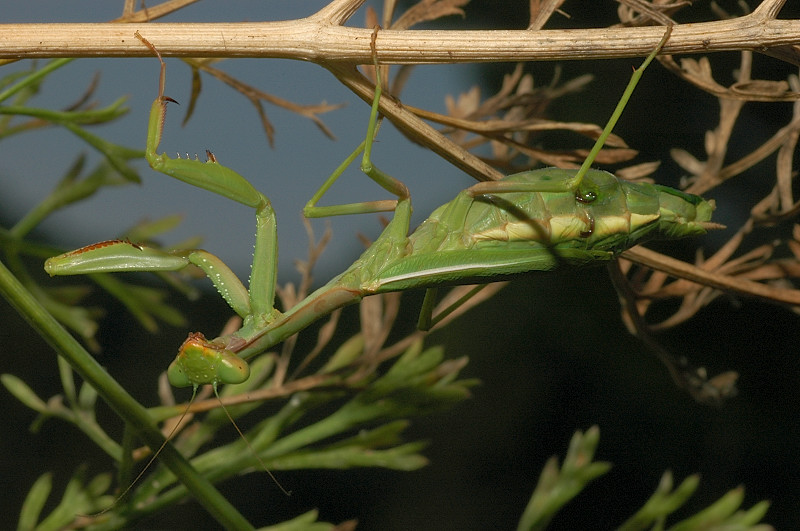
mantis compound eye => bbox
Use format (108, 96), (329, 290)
(575, 188), (598, 204)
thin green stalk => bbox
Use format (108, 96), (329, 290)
(0, 58), (73, 103)
(573, 26), (672, 185)
(0, 257), (254, 531)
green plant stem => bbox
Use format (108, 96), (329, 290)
(0, 257), (254, 531)
(0, 58), (73, 103)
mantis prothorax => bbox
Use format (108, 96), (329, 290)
(46, 26), (717, 393)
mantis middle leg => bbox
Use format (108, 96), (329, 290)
(303, 29), (412, 239)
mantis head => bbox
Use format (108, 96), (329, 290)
(167, 332), (250, 389)
(566, 170), (721, 252)
(652, 184), (722, 238)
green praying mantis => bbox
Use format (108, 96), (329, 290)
(45, 27), (717, 394)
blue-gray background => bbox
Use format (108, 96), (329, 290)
(2, 1), (470, 283)
(4, 1), (800, 529)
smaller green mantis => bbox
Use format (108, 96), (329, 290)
(46, 26), (716, 393)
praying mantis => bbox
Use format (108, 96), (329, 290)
(45, 26), (717, 393)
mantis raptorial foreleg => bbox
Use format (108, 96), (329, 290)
(45, 240), (252, 318)
(63, 34), (290, 502)
(137, 32), (279, 328)
(45, 34), (287, 390)
(47, 34), (278, 387)
(112, 32), (289, 390)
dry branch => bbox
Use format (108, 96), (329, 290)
(0, 0), (798, 63)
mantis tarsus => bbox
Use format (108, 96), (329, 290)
(45, 26), (716, 393)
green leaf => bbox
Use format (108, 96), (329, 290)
(732, 500), (772, 526)
(61, 121), (143, 183)
(0, 96), (129, 125)
(668, 486), (747, 531)
(618, 472), (699, 531)
(517, 426), (611, 531)
(78, 380), (99, 411)
(273, 441), (429, 471)
(89, 274), (187, 333)
(1, 374), (49, 413)
(124, 214), (186, 243)
(319, 333), (365, 374)
(37, 293), (100, 345)
(17, 473), (52, 531)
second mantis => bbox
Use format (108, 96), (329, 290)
(45, 26), (717, 392)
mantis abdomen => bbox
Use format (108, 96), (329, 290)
(364, 168), (715, 293)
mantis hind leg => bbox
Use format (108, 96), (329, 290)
(466, 25), (673, 200)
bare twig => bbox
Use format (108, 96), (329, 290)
(622, 246), (800, 307)
(0, 0), (797, 63)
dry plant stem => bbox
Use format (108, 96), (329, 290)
(4, 0), (795, 183)
(622, 246), (800, 306)
(179, 372), (341, 414)
(114, 0), (202, 23)
(528, 0), (568, 30)
(0, 0), (797, 62)
(607, 261), (738, 405)
(2, 0), (795, 183)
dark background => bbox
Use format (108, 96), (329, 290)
(3, 1), (800, 529)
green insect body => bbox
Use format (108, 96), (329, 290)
(45, 27), (716, 388)
(227, 167), (714, 360)
(367, 169), (714, 291)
